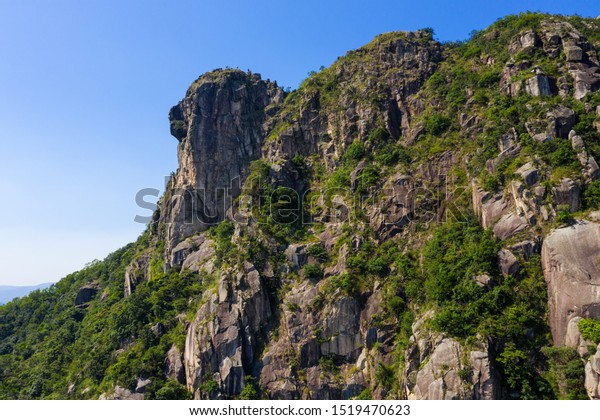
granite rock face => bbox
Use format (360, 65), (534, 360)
(403, 313), (500, 400)
(585, 344), (600, 399)
(158, 70), (284, 255)
(165, 345), (186, 385)
(541, 221), (600, 345)
(184, 262), (272, 398)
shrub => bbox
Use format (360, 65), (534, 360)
(550, 141), (578, 166)
(200, 378), (220, 395)
(367, 127), (391, 145)
(423, 114), (451, 136)
(346, 255), (367, 274)
(307, 244), (328, 262)
(427, 72), (446, 91)
(555, 210), (573, 226)
(584, 180), (600, 209)
(304, 263), (323, 279)
(374, 144), (410, 166)
(374, 363), (396, 389)
(170, 120), (186, 139)
(330, 274), (358, 296)
(155, 380), (191, 400)
(496, 344), (537, 399)
(355, 165), (380, 194)
(343, 141), (366, 163)
(480, 171), (500, 191)
(354, 387), (372, 400)
(240, 377), (259, 400)
(541, 346), (587, 400)
(291, 154), (308, 174)
(579, 318), (600, 344)
(477, 70), (500, 88)
(213, 221), (235, 263)
(367, 257), (389, 276)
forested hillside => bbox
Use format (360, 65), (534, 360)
(2, 12), (600, 400)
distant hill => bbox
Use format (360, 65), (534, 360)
(0, 283), (54, 304)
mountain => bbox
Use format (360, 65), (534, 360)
(1, 12), (600, 400)
(0, 283), (53, 305)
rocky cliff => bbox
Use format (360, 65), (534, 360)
(2, 13), (600, 401)
(158, 71), (284, 262)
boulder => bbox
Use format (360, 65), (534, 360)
(135, 378), (152, 393)
(565, 45), (583, 62)
(487, 128), (522, 172)
(547, 106), (576, 139)
(170, 235), (210, 268)
(564, 316), (594, 357)
(492, 212), (528, 240)
(514, 162), (539, 187)
(98, 386), (144, 400)
(181, 238), (215, 273)
(525, 74), (553, 97)
(472, 187), (510, 229)
(124, 254), (150, 297)
(509, 240), (540, 260)
(570, 66), (600, 100)
(498, 128), (519, 153)
(474, 274), (494, 289)
(285, 244), (309, 269)
(459, 113), (476, 128)
(350, 161), (368, 191)
(552, 178), (581, 212)
(569, 130), (600, 181)
(165, 345), (186, 384)
(508, 30), (539, 55)
(498, 249), (519, 276)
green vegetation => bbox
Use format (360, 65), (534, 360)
(303, 263), (323, 280)
(584, 180), (600, 209)
(423, 114), (451, 136)
(155, 380), (192, 400)
(343, 141), (367, 163)
(307, 244), (328, 262)
(419, 220), (553, 399)
(0, 232), (212, 399)
(555, 210), (573, 226)
(579, 318), (600, 344)
(541, 347), (587, 400)
(212, 220), (236, 265)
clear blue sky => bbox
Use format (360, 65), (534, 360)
(0, 0), (598, 286)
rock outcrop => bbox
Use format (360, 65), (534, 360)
(585, 344), (600, 399)
(542, 221), (600, 345)
(99, 386), (144, 400)
(403, 313), (500, 400)
(165, 345), (186, 385)
(158, 70), (284, 255)
(185, 262), (272, 398)
(74, 284), (98, 307)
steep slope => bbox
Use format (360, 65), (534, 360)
(2, 12), (600, 400)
